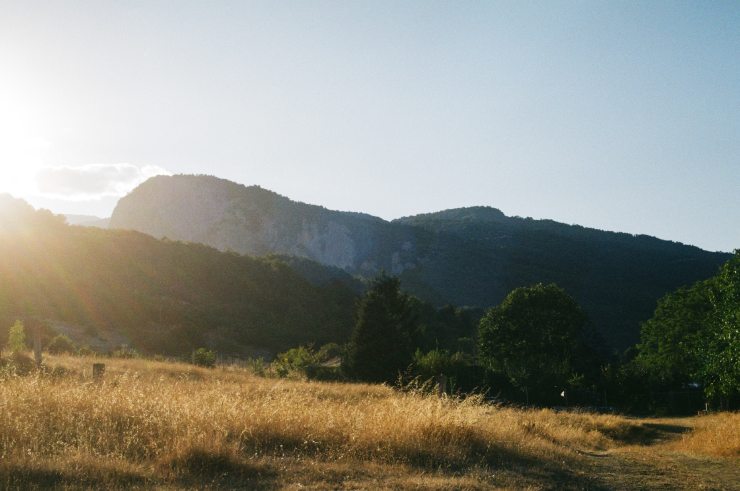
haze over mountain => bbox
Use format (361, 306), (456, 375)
(111, 175), (731, 351)
(63, 214), (110, 229)
(0, 194), (358, 356)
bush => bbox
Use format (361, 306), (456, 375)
(47, 334), (77, 354)
(111, 345), (140, 359)
(5, 351), (36, 375)
(7, 320), (27, 352)
(191, 348), (216, 368)
(317, 342), (343, 361)
(272, 345), (319, 378)
(272, 344), (346, 379)
(410, 349), (477, 394)
(77, 345), (95, 357)
(246, 357), (267, 377)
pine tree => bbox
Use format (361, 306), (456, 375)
(344, 274), (418, 383)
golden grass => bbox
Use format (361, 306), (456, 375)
(671, 412), (740, 458)
(0, 353), (736, 489)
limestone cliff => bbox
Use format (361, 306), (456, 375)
(110, 175), (419, 273)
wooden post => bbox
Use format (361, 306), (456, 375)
(436, 374), (447, 398)
(32, 321), (42, 368)
(93, 363), (105, 380)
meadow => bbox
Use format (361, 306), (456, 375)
(0, 353), (737, 490)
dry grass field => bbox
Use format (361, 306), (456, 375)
(0, 353), (738, 490)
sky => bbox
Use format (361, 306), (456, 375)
(0, 1), (738, 252)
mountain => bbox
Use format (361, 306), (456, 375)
(64, 214), (110, 228)
(393, 208), (731, 350)
(0, 194), (357, 356)
(110, 174), (731, 352)
(110, 175), (423, 273)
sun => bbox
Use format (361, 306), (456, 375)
(0, 91), (47, 197)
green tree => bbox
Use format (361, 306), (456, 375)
(636, 252), (739, 407)
(697, 252), (739, 404)
(191, 347), (216, 368)
(46, 334), (77, 354)
(7, 320), (27, 352)
(635, 279), (715, 387)
(478, 283), (590, 403)
(344, 274), (419, 383)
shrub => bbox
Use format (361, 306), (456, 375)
(191, 348), (216, 368)
(77, 345), (95, 357)
(272, 345), (319, 378)
(6, 351), (36, 375)
(7, 320), (27, 352)
(111, 345), (140, 359)
(47, 334), (77, 354)
(247, 357), (267, 377)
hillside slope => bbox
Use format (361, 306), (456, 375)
(110, 175), (731, 351)
(0, 194), (357, 355)
(394, 207), (731, 350)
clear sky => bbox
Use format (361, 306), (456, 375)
(0, 1), (738, 252)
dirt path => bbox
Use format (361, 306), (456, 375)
(579, 420), (740, 490)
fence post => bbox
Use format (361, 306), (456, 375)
(93, 363), (105, 380)
(436, 374), (447, 398)
(33, 321), (42, 368)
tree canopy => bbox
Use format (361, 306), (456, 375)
(478, 283), (592, 404)
(636, 251), (739, 406)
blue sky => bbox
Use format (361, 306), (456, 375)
(0, 1), (738, 252)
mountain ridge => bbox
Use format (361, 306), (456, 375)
(110, 174), (731, 351)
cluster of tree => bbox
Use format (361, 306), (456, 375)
(634, 251), (739, 408)
(2, 320), (90, 356)
(340, 276), (603, 405)
(337, 252), (738, 412)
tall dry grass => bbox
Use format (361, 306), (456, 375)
(0, 354), (735, 488)
(671, 412), (740, 458)
(0, 355), (622, 466)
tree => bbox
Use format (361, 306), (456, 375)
(478, 283), (590, 404)
(697, 252), (739, 404)
(635, 279), (715, 387)
(46, 334), (77, 354)
(636, 252), (739, 407)
(7, 320), (27, 352)
(344, 274), (419, 383)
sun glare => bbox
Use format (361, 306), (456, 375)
(0, 90), (47, 197)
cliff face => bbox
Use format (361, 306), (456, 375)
(110, 174), (731, 352)
(110, 175), (421, 273)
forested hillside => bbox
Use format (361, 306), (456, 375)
(0, 195), (358, 356)
(110, 175), (730, 351)
(394, 208), (731, 350)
